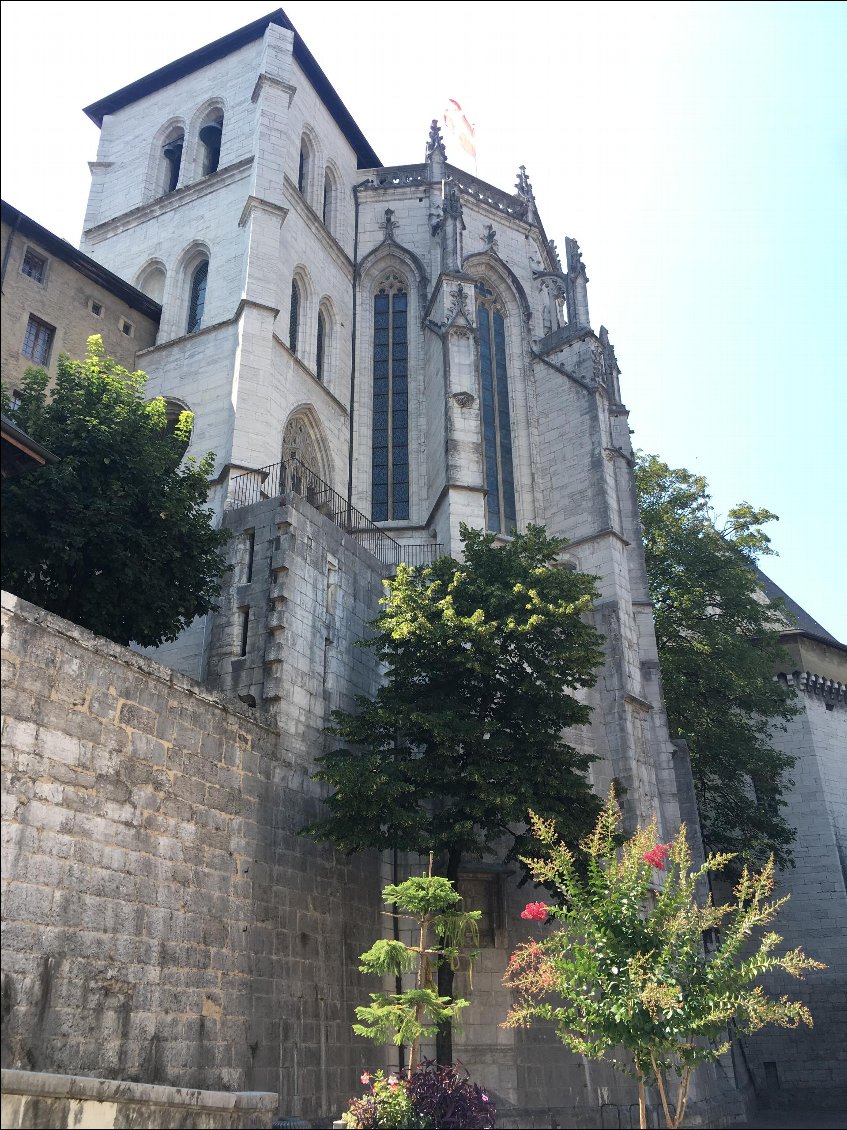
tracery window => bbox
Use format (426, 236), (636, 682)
(371, 273), (409, 522)
(186, 261), (208, 334)
(476, 282), (516, 534)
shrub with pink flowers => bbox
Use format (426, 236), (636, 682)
(502, 789), (824, 1130)
(520, 901), (549, 921)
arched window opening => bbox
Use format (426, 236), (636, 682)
(316, 310), (327, 382)
(137, 264), (166, 304)
(371, 274), (409, 522)
(187, 261), (208, 334)
(322, 170), (334, 231)
(282, 414), (325, 479)
(199, 114), (224, 176)
(298, 137), (312, 197)
(162, 132), (184, 193)
(162, 397), (192, 454)
(289, 280), (300, 355)
(477, 282), (516, 534)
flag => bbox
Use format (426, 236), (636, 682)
(443, 99), (476, 169)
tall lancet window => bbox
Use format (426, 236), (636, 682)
(477, 282), (516, 534)
(186, 261), (208, 334)
(371, 274), (409, 522)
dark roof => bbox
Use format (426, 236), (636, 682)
(754, 566), (843, 649)
(83, 9), (381, 170)
(1, 413), (57, 478)
(1, 201), (162, 321)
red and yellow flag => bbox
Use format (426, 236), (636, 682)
(443, 99), (476, 168)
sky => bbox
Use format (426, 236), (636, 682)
(2, 1), (845, 641)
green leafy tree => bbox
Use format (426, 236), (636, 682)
(634, 454), (797, 868)
(503, 796), (824, 1130)
(1, 337), (229, 647)
(305, 523), (605, 1061)
(354, 867), (481, 1072)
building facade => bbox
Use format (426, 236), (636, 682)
(8, 7), (841, 1126)
(1, 201), (161, 395)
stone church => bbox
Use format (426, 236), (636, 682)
(2, 7), (843, 1128)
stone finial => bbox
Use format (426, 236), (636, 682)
(514, 165), (536, 223)
(565, 236), (586, 278)
(426, 119), (447, 162)
(441, 184), (465, 272)
(515, 164), (535, 201)
(426, 118), (447, 183)
(565, 237), (590, 329)
(548, 239), (562, 270)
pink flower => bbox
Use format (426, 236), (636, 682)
(643, 844), (671, 870)
(360, 1072), (371, 1085)
(521, 901), (549, 921)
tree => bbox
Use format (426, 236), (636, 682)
(503, 796), (823, 1130)
(1, 337), (230, 647)
(634, 454), (797, 869)
(353, 867), (481, 1072)
(305, 523), (606, 1062)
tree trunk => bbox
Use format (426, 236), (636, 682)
(434, 847), (462, 1066)
(637, 1069), (647, 1130)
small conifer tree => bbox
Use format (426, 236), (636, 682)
(355, 862), (481, 1071)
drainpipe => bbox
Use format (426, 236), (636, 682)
(348, 179), (371, 507)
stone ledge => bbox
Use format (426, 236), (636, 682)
(1, 1069), (277, 1129)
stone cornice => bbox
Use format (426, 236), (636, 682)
(777, 670), (845, 703)
(282, 174), (353, 274)
(251, 73), (297, 107)
(83, 158), (254, 243)
(239, 196), (289, 228)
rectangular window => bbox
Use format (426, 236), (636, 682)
(21, 248), (47, 283)
(89, 299), (104, 317)
(238, 608), (250, 657)
(22, 315), (55, 366)
(243, 529), (255, 584)
(119, 317), (134, 338)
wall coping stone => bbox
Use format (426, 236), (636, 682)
(0, 1069), (277, 1113)
(0, 589), (279, 734)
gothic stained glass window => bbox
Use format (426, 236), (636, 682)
(371, 275), (409, 522)
(186, 261), (208, 334)
(477, 284), (517, 534)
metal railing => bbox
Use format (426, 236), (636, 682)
(229, 457), (443, 569)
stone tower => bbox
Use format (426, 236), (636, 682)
(72, 8), (725, 1123)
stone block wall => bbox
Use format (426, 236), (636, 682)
(739, 658), (847, 1110)
(0, 1069), (276, 1130)
(0, 589), (382, 1122)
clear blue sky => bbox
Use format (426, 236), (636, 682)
(2, 1), (844, 641)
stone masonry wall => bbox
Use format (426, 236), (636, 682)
(739, 665), (847, 1110)
(0, 589), (383, 1123)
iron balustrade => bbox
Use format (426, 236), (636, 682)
(228, 458), (443, 568)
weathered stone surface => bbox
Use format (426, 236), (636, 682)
(1, 589), (380, 1122)
(0, 1068), (276, 1129)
